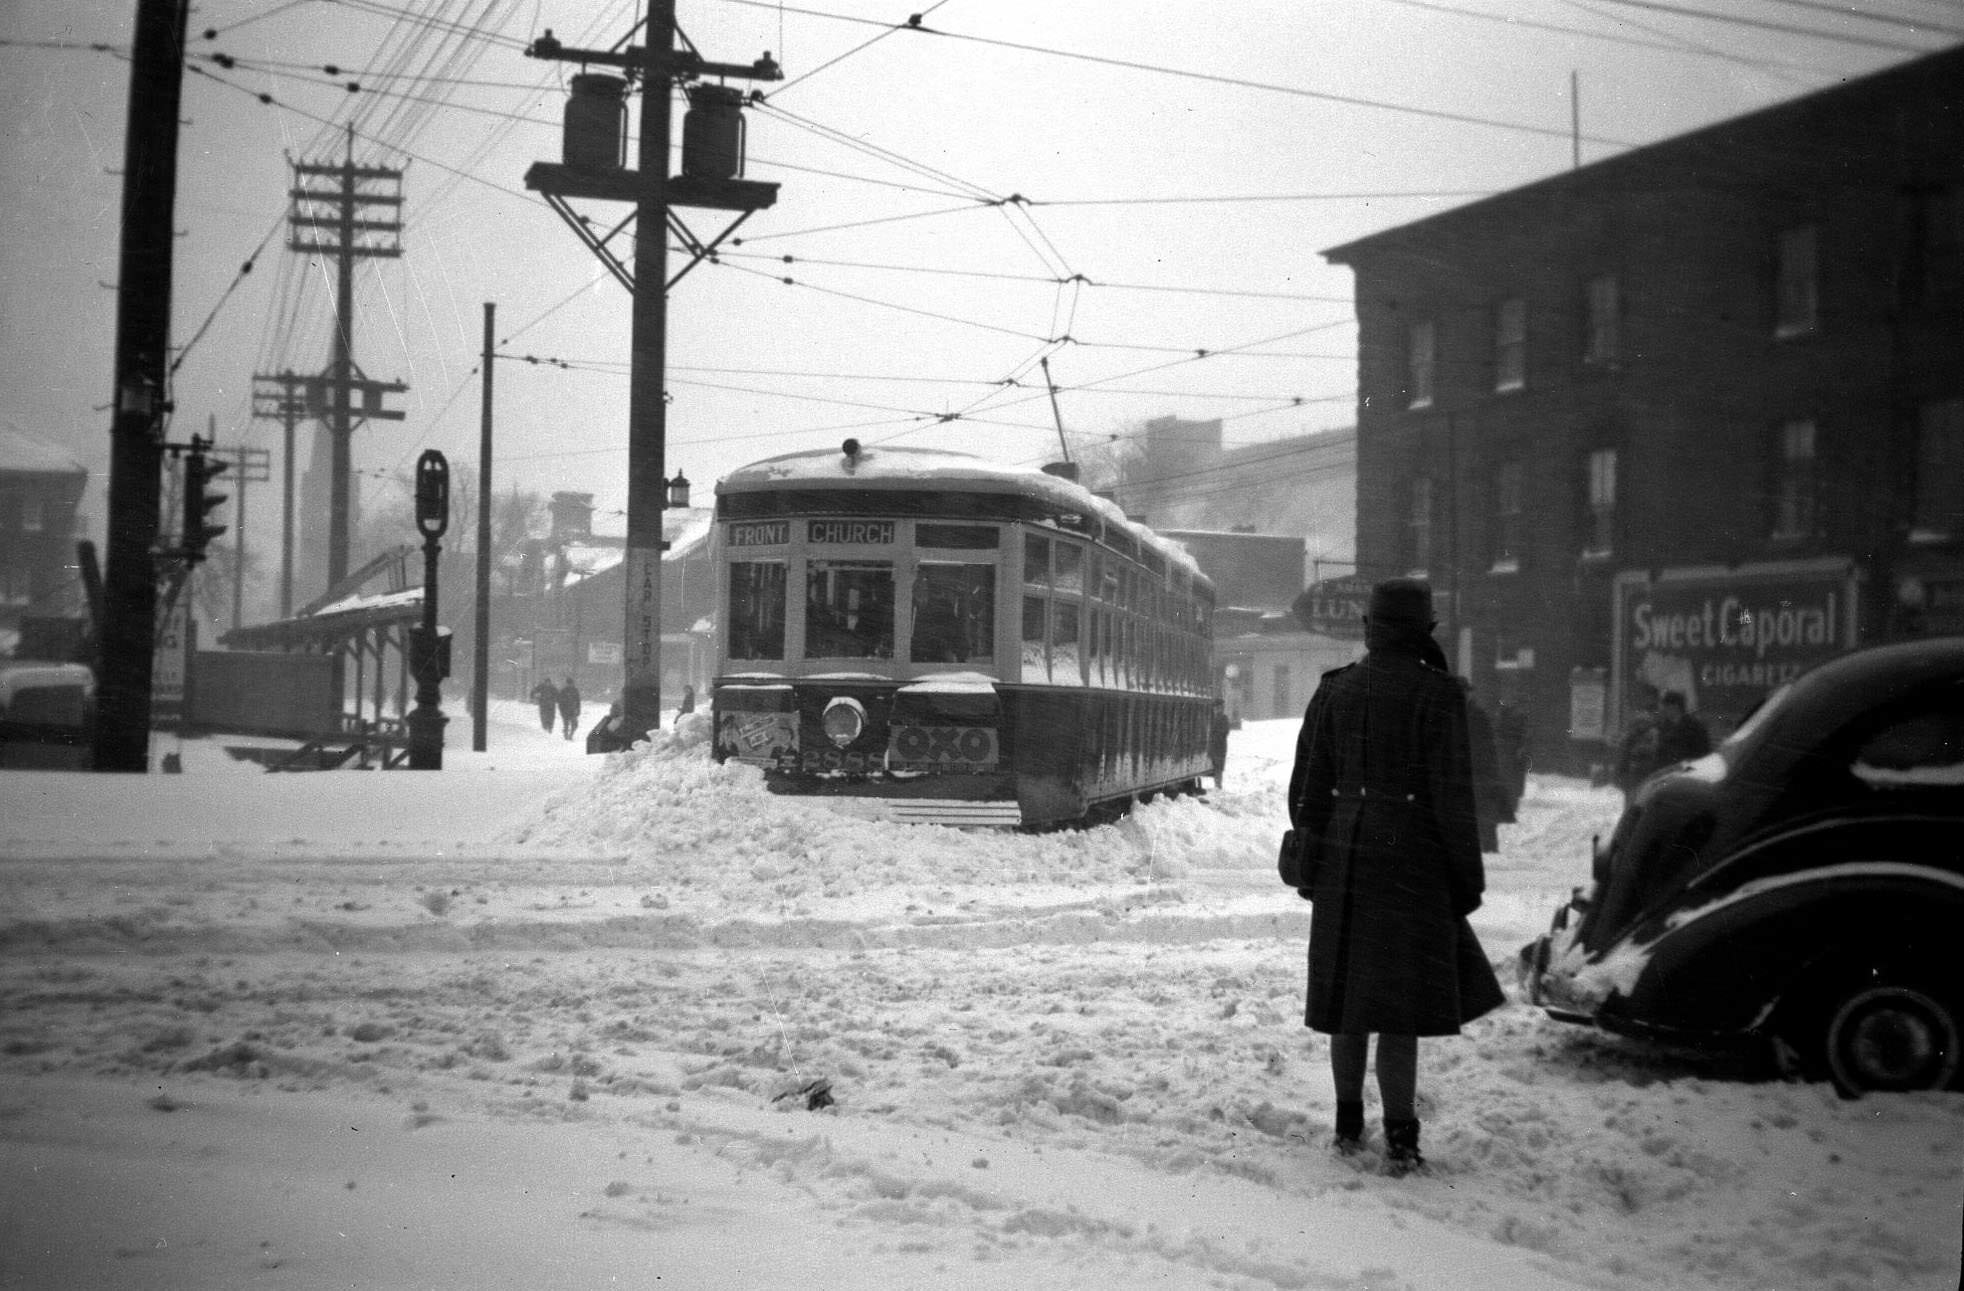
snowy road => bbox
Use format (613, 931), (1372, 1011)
(0, 710), (1958, 1289)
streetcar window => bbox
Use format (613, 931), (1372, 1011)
(911, 563), (995, 664)
(1024, 534), (1050, 587)
(1052, 600), (1082, 685)
(1022, 595), (1049, 682)
(919, 523), (998, 550)
(805, 561), (894, 659)
(728, 561), (788, 661)
(1054, 540), (1084, 595)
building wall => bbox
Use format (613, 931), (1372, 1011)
(1327, 46), (1964, 775)
(0, 433), (88, 646)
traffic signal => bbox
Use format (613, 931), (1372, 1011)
(183, 448), (229, 562)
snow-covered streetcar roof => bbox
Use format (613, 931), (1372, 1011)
(717, 443), (1208, 586)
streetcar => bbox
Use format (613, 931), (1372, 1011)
(710, 440), (1218, 827)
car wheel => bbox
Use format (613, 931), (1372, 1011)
(1820, 981), (1960, 1096)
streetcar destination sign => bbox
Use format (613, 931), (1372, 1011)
(728, 521), (790, 546)
(809, 519), (895, 545)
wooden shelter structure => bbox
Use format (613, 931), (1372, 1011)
(220, 545), (426, 767)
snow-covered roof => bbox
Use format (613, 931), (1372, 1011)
(0, 424), (87, 475)
(718, 445), (1205, 582)
(309, 586), (425, 618)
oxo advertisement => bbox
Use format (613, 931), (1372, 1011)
(1614, 568), (1857, 732)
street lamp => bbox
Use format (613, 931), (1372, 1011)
(666, 470), (691, 510)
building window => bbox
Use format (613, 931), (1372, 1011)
(1492, 460), (1523, 571)
(1494, 297), (1527, 392)
(1775, 225), (1819, 337)
(1583, 274), (1620, 365)
(1772, 420), (1817, 540)
(1913, 399), (1964, 539)
(1407, 320), (1436, 409)
(1583, 447), (1617, 558)
(20, 499), (45, 534)
(1406, 476), (1433, 575)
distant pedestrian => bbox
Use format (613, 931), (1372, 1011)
(531, 678), (559, 732)
(1613, 684), (1663, 802)
(557, 677), (582, 740)
(1457, 679), (1513, 854)
(1207, 697), (1234, 789)
(1494, 701), (1529, 817)
(1286, 578), (1504, 1174)
(1654, 690), (1712, 767)
(678, 684), (696, 716)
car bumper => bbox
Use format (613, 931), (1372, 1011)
(1519, 889), (1603, 1024)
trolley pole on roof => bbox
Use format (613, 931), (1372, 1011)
(524, 8), (780, 745)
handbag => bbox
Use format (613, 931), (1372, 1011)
(1277, 827), (1316, 891)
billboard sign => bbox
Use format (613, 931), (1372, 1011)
(1612, 562), (1857, 736)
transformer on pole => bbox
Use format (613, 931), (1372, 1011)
(523, 12), (780, 745)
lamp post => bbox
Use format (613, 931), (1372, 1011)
(407, 450), (451, 769)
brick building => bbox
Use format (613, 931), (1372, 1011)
(1324, 46), (1964, 774)
(0, 426), (89, 655)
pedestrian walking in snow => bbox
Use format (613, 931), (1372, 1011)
(1653, 690), (1712, 767)
(1613, 684), (1663, 802)
(531, 678), (558, 732)
(556, 677), (581, 740)
(1286, 578), (1505, 1173)
(1458, 678), (1514, 854)
(677, 684), (696, 716)
(1207, 697), (1235, 789)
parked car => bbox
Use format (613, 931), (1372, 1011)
(1521, 637), (1964, 1095)
(0, 661), (94, 770)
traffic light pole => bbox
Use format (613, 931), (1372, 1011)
(95, 0), (191, 772)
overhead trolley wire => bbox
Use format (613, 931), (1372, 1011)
(770, 0), (955, 98)
(1573, 0), (1941, 51)
(718, 0), (1640, 147)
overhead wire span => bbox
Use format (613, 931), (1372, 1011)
(1573, 0), (1942, 50)
(719, 0), (1641, 147)
(770, 0), (954, 98)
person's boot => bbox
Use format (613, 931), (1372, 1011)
(1384, 1118), (1424, 1175)
(1333, 1100), (1365, 1156)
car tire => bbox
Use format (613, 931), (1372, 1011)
(1818, 979), (1961, 1097)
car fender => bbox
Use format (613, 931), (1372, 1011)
(1607, 864), (1964, 1038)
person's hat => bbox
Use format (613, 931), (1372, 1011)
(1367, 577), (1435, 628)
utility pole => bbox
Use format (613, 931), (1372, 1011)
(474, 302), (494, 752)
(95, 0), (191, 772)
(289, 126), (406, 594)
(525, 12), (780, 744)
(250, 370), (307, 618)
(203, 434), (271, 631)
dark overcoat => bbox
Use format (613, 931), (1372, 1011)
(1287, 646), (1505, 1036)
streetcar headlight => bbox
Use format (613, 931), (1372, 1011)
(821, 696), (868, 748)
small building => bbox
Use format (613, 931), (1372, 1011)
(0, 426), (89, 656)
(1159, 527), (1362, 722)
(1324, 45), (1964, 774)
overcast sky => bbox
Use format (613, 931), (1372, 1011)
(2, 1), (1953, 592)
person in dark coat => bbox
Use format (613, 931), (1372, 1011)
(1653, 690), (1712, 766)
(1613, 684), (1663, 802)
(1494, 701), (1529, 817)
(556, 677), (581, 740)
(677, 685), (697, 716)
(530, 678), (558, 732)
(1207, 697), (1234, 789)
(1286, 578), (1505, 1172)
(1457, 678), (1513, 853)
